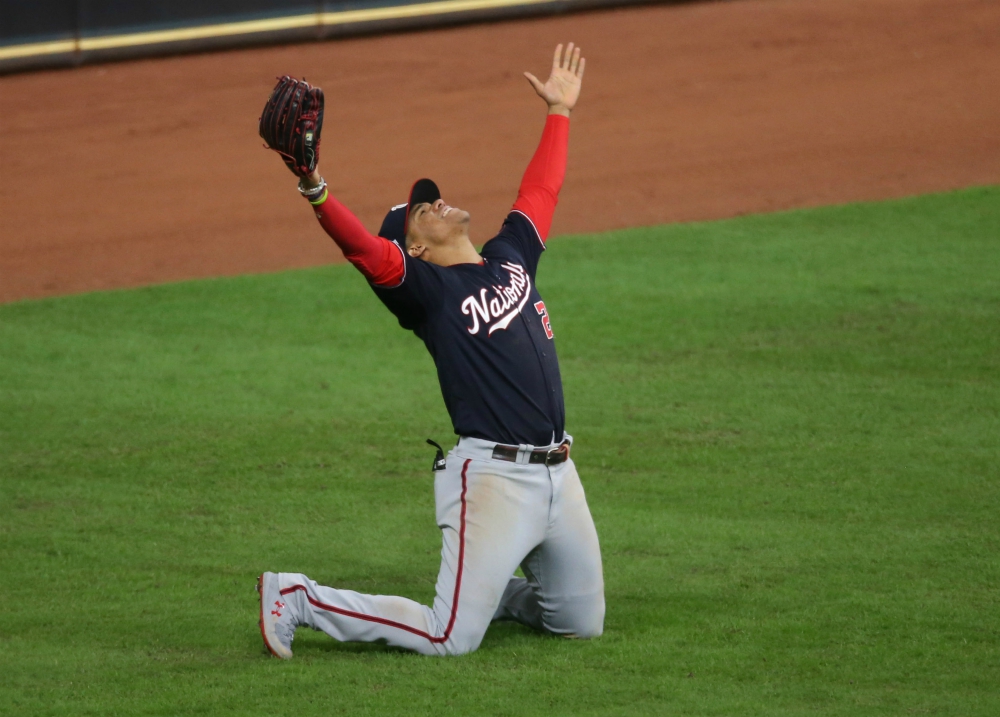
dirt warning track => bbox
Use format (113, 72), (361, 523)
(1, 0), (998, 303)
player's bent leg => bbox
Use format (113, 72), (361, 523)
(276, 572), (446, 655)
(266, 454), (548, 656)
(491, 576), (545, 631)
(494, 563), (604, 638)
(430, 454), (551, 652)
(524, 457), (606, 639)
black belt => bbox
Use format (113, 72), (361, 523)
(491, 440), (570, 466)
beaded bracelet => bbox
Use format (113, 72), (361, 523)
(298, 177), (327, 198)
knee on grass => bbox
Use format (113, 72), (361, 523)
(437, 626), (487, 656)
(545, 592), (605, 640)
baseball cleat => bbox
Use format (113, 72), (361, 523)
(257, 572), (295, 659)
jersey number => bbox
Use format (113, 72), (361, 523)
(534, 301), (554, 339)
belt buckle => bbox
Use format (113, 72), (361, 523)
(545, 443), (568, 465)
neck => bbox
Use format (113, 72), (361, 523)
(427, 234), (481, 267)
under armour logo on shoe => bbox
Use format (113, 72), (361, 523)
(271, 609), (282, 617)
(274, 600), (285, 609)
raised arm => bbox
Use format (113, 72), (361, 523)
(299, 172), (405, 287)
(513, 44), (586, 241)
(258, 76), (404, 286)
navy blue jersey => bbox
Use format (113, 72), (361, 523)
(372, 211), (563, 446)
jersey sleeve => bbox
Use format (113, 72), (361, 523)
(482, 113), (569, 277)
(480, 212), (546, 279)
(511, 113), (569, 242)
(308, 188), (405, 287)
(306, 188), (443, 330)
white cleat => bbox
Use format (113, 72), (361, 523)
(257, 572), (295, 659)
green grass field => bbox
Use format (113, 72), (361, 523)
(2, 187), (998, 716)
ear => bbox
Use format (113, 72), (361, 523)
(405, 208), (423, 258)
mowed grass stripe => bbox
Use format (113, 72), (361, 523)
(1, 186), (998, 716)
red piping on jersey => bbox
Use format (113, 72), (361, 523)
(279, 458), (471, 645)
(308, 114), (568, 287)
(510, 210), (544, 249)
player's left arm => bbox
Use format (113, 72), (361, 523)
(513, 43), (586, 242)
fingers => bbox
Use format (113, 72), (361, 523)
(577, 56), (586, 80)
(550, 43), (584, 77)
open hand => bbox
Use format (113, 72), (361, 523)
(525, 43), (586, 116)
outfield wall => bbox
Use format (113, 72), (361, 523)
(0, 0), (661, 74)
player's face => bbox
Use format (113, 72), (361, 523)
(407, 198), (470, 249)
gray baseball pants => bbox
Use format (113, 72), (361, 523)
(275, 435), (605, 655)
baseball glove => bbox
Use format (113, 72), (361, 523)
(259, 75), (325, 177)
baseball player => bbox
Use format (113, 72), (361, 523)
(257, 43), (603, 657)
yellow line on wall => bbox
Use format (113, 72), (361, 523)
(0, 39), (77, 59)
(319, 0), (555, 25)
(79, 14), (322, 52)
(0, 0), (558, 61)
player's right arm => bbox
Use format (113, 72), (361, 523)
(299, 170), (405, 287)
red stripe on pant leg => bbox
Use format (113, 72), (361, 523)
(279, 458), (471, 646)
(280, 585), (443, 641)
(443, 458), (470, 639)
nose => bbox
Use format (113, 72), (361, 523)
(433, 199), (446, 212)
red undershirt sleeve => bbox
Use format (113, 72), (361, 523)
(511, 113), (570, 243)
(306, 190), (405, 287)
